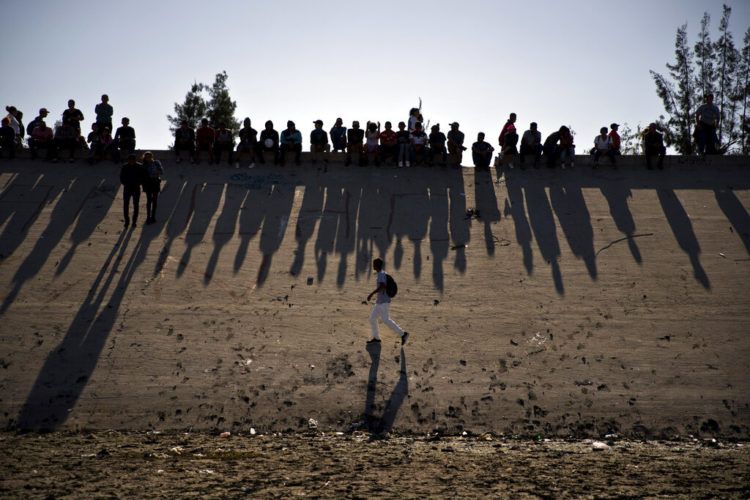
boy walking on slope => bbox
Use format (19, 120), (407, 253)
(367, 258), (409, 345)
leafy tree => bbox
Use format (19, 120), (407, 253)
(694, 13), (716, 99)
(651, 24), (694, 154)
(206, 71), (240, 133)
(738, 27), (750, 153)
(715, 5), (740, 148)
(167, 82), (208, 133)
(618, 123), (643, 155)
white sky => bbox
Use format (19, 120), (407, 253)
(2, 0), (749, 149)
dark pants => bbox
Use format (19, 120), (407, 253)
(146, 191), (159, 221)
(214, 142), (234, 163)
(696, 124), (719, 155)
(258, 146), (279, 164)
(29, 139), (55, 160)
(280, 143), (302, 165)
(0, 139), (15, 159)
(429, 145), (447, 165)
(472, 152), (492, 169)
(520, 143), (542, 165)
(174, 141), (195, 161)
(543, 144), (558, 168)
(54, 138), (77, 159)
(236, 142), (257, 161)
(593, 148), (617, 164)
(645, 145), (666, 169)
(113, 138), (135, 162)
(380, 144), (397, 164)
(123, 188), (140, 225)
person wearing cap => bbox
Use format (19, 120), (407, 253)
(471, 132), (494, 170)
(592, 126), (616, 167)
(29, 120), (54, 160)
(428, 124), (447, 166)
(310, 119), (329, 166)
(95, 94), (113, 132)
(258, 120), (279, 165)
(520, 122), (542, 167)
(195, 118), (216, 164)
(113, 117), (136, 162)
(643, 123), (666, 169)
(213, 122), (235, 164)
(237, 118), (258, 167)
(608, 123), (621, 155)
(174, 120), (196, 163)
(379, 121), (398, 165)
(330, 118), (347, 153)
(280, 120), (302, 166)
(346, 120), (364, 166)
(695, 94), (720, 155)
(62, 99), (84, 134)
(26, 108), (49, 137)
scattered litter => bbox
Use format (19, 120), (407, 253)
(198, 469), (215, 475)
(250, 428), (257, 435)
(307, 277), (314, 286)
(169, 446), (184, 455)
(575, 380), (594, 386)
(718, 253), (726, 258)
(433, 300), (440, 306)
(592, 441), (610, 451)
(465, 208), (482, 220)
(156, 469), (165, 474)
(219, 431), (231, 438)
(451, 244), (467, 250)
(308, 418), (319, 430)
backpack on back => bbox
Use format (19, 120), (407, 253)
(385, 274), (398, 298)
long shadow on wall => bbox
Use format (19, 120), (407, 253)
(17, 221), (163, 430)
(549, 180), (597, 280)
(657, 188), (710, 289)
(600, 182), (643, 264)
(714, 188), (750, 255)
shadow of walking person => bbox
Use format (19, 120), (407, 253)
(364, 343), (408, 437)
(364, 341), (381, 433)
(657, 188), (710, 289)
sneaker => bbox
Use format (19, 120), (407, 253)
(366, 338), (381, 344)
(401, 332), (409, 345)
(248, 162), (255, 168)
(405, 161), (410, 167)
(398, 162), (404, 167)
(235, 162), (240, 168)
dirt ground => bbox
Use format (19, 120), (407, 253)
(0, 431), (748, 498)
(0, 155), (749, 494)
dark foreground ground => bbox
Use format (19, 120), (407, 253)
(1, 432), (748, 498)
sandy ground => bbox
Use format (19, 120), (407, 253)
(0, 154), (749, 443)
(1, 431), (748, 498)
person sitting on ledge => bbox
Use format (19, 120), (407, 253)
(237, 118), (258, 167)
(330, 118), (347, 153)
(379, 121), (398, 165)
(52, 120), (78, 163)
(280, 120), (302, 166)
(259, 120), (279, 165)
(447, 122), (466, 167)
(410, 122), (428, 166)
(396, 121), (411, 167)
(520, 122), (542, 168)
(0, 117), (16, 159)
(113, 117), (136, 162)
(365, 121), (380, 166)
(429, 124), (447, 166)
(195, 118), (215, 164)
(29, 120), (55, 160)
(558, 126), (575, 168)
(608, 123), (621, 157)
(346, 120), (364, 166)
(644, 122), (666, 170)
(472, 132), (494, 170)
(213, 122), (235, 164)
(310, 119), (329, 166)
(592, 126), (616, 167)
(174, 120), (196, 163)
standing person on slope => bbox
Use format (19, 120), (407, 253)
(366, 258), (409, 345)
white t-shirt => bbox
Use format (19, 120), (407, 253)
(376, 270), (391, 304)
(594, 135), (611, 151)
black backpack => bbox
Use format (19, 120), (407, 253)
(385, 274), (398, 298)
